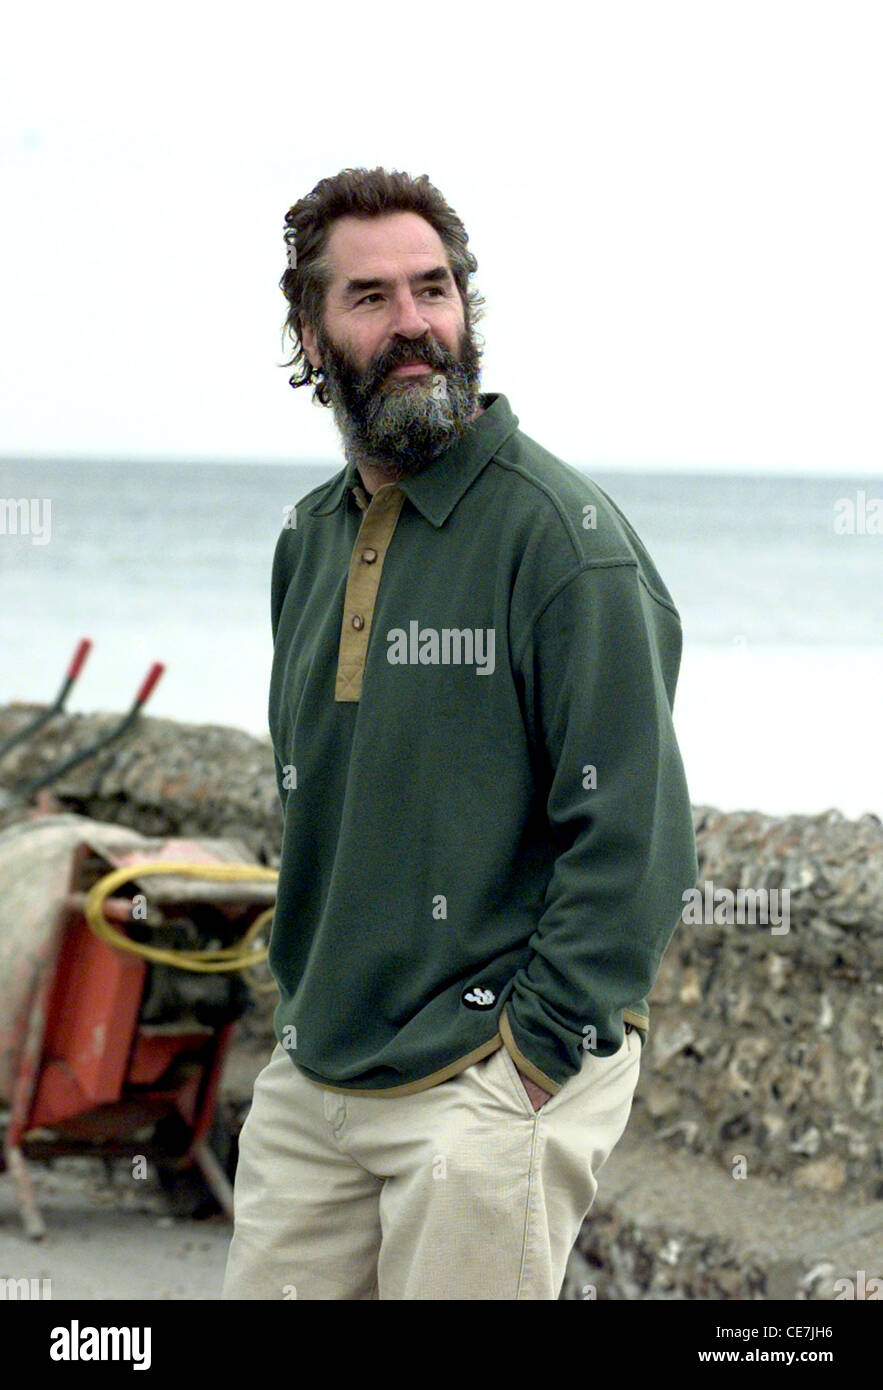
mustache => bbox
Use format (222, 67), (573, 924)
(370, 338), (452, 385)
(316, 327), (471, 405)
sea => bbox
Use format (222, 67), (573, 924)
(1, 458), (881, 821)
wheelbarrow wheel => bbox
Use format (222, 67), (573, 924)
(153, 1110), (237, 1220)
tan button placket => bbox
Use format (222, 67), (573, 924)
(335, 482), (406, 702)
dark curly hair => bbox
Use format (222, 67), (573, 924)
(279, 167), (485, 407)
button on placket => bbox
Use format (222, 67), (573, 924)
(349, 543), (378, 639)
(335, 485), (406, 702)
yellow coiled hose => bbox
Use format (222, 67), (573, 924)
(83, 861), (278, 980)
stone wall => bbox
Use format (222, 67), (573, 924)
(645, 805), (883, 1201)
(0, 704), (282, 863)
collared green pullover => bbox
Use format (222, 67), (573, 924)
(268, 392), (697, 1097)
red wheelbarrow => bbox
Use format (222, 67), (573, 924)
(0, 814), (277, 1239)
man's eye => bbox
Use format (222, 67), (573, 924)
(355, 287), (447, 306)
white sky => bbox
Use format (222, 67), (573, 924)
(1, 0), (881, 473)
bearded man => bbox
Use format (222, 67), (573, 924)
(221, 166), (697, 1301)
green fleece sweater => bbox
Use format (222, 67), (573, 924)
(267, 392), (697, 1096)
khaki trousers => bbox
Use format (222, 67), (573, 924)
(221, 1026), (641, 1300)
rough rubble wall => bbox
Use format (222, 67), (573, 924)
(0, 705), (283, 864)
(644, 806), (883, 1200)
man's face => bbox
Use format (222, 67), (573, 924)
(300, 212), (483, 477)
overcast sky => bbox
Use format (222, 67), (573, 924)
(1, 1), (881, 473)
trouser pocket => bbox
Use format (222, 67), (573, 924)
(495, 1045), (540, 1117)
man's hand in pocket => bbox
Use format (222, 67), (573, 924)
(516, 1070), (553, 1111)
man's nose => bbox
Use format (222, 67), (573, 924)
(388, 290), (432, 338)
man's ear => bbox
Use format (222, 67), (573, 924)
(300, 318), (322, 370)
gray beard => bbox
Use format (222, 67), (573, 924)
(317, 327), (483, 480)
(332, 380), (479, 480)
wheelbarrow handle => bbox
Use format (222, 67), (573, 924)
(0, 637), (93, 763)
(133, 662), (165, 708)
(66, 637), (92, 682)
(12, 660), (166, 798)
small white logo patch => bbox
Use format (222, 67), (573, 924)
(462, 986), (496, 1010)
